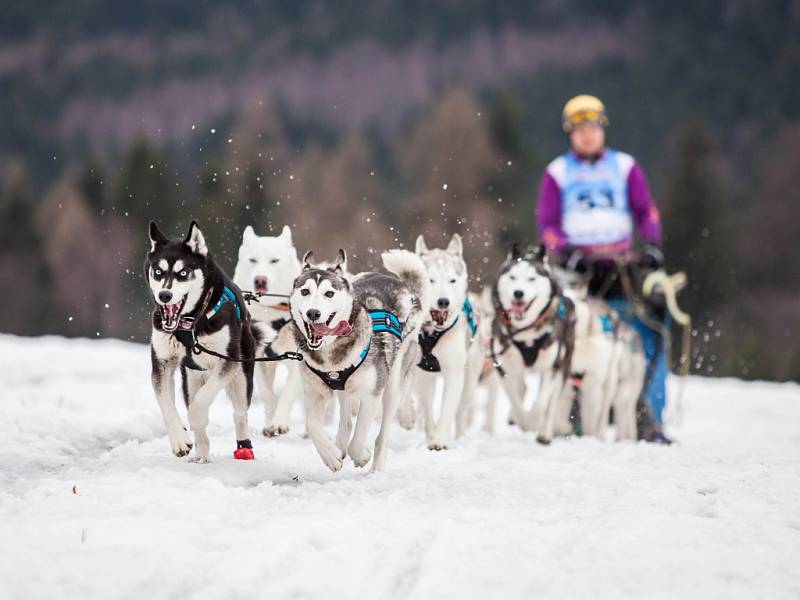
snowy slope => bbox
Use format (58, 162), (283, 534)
(0, 335), (798, 600)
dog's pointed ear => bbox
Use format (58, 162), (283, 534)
(149, 221), (168, 253)
(533, 243), (547, 263)
(278, 225), (292, 245)
(446, 233), (463, 256)
(302, 250), (315, 271)
(242, 225), (256, 243)
(333, 249), (347, 274)
(184, 220), (208, 256)
(415, 234), (428, 255)
(508, 242), (522, 261)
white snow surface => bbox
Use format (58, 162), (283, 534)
(1, 334), (799, 600)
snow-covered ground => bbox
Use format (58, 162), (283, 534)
(1, 334), (798, 600)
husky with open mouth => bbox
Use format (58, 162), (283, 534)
(145, 221), (258, 463)
(233, 225), (303, 437)
(491, 243), (630, 444)
(288, 249), (429, 473)
(399, 234), (484, 450)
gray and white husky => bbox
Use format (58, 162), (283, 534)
(145, 221), (257, 463)
(491, 244), (638, 444)
(400, 234), (484, 450)
(554, 270), (646, 441)
(288, 249), (429, 473)
(233, 225), (302, 436)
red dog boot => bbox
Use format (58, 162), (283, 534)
(233, 439), (255, 460)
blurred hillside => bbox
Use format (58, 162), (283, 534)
(1, 1), (798, 381)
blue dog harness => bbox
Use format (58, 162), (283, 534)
(417, 298), (478, 373)
(306, 309), (405, 391)
(209, 286), (242, 321)
(172, 284), (302, 370)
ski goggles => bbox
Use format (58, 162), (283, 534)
(563, 109), (608, 131)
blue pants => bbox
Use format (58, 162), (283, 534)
(606, 299), (668, 425)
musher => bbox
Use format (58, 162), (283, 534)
(536, 94), (672, 444)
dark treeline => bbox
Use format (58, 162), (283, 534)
(0, 1), (798, 381)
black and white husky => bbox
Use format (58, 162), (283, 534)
(233, 225), (302, 436)
(145, 221), (257, 463)
(399, 234), (484, 450)
(491, 244), (637, 444)
(288, 249), (429, 473)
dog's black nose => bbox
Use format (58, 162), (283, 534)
(306, 309), (321, 322)
(159, 290), (173, 303)
(513, 290), (524, 300)
(437, 297), (450, 309)
(254, 275), (267, 290)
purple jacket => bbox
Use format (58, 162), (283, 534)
(536, 149), (662, 255)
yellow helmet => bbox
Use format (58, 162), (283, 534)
(562, 94), (609, 132)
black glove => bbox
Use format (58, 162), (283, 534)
(564, 249), (589, 274)
(640, 244), (664, 271)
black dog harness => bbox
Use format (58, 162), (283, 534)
(172, 286), (302, 369)
(306, 310), (404, 391)
(492, 295), (569, 377)
(417, 298), (478, 373)
(511, 333), (552, 367)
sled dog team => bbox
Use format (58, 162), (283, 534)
(146, 221), (646, 473)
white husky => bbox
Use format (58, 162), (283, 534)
(400, 234), (484, 450)
(233, 225), (303, 436)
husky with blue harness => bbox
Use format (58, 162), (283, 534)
(491, 243), (639, 444)
(289, 249), (429, 473)
(145, 221), (283, 463)
(400, 234), (484, 450)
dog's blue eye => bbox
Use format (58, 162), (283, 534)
(180, 271), (188, 278)
(270, 258), (280, 264)
(154, 268), (162, 276)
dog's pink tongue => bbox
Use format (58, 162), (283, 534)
(310, 320), (352, 337)
(330, 320), (352, 336)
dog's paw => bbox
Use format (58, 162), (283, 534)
(349, 446), (372, 468)
(427, 440), (449, 451)
(536, 434), (551, 446)
(263, 423), (289, 437)
(189, 455), (210, 464)
(169, 429), (193, 457)
(397, 412), (416, 431)
(173, 442), (193, 458)
(370, 449), (386, 473)
(318, 446), (344, 472)
(233, 448), (255, 460)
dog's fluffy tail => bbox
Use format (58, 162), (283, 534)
(382, 249), (431, 328)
